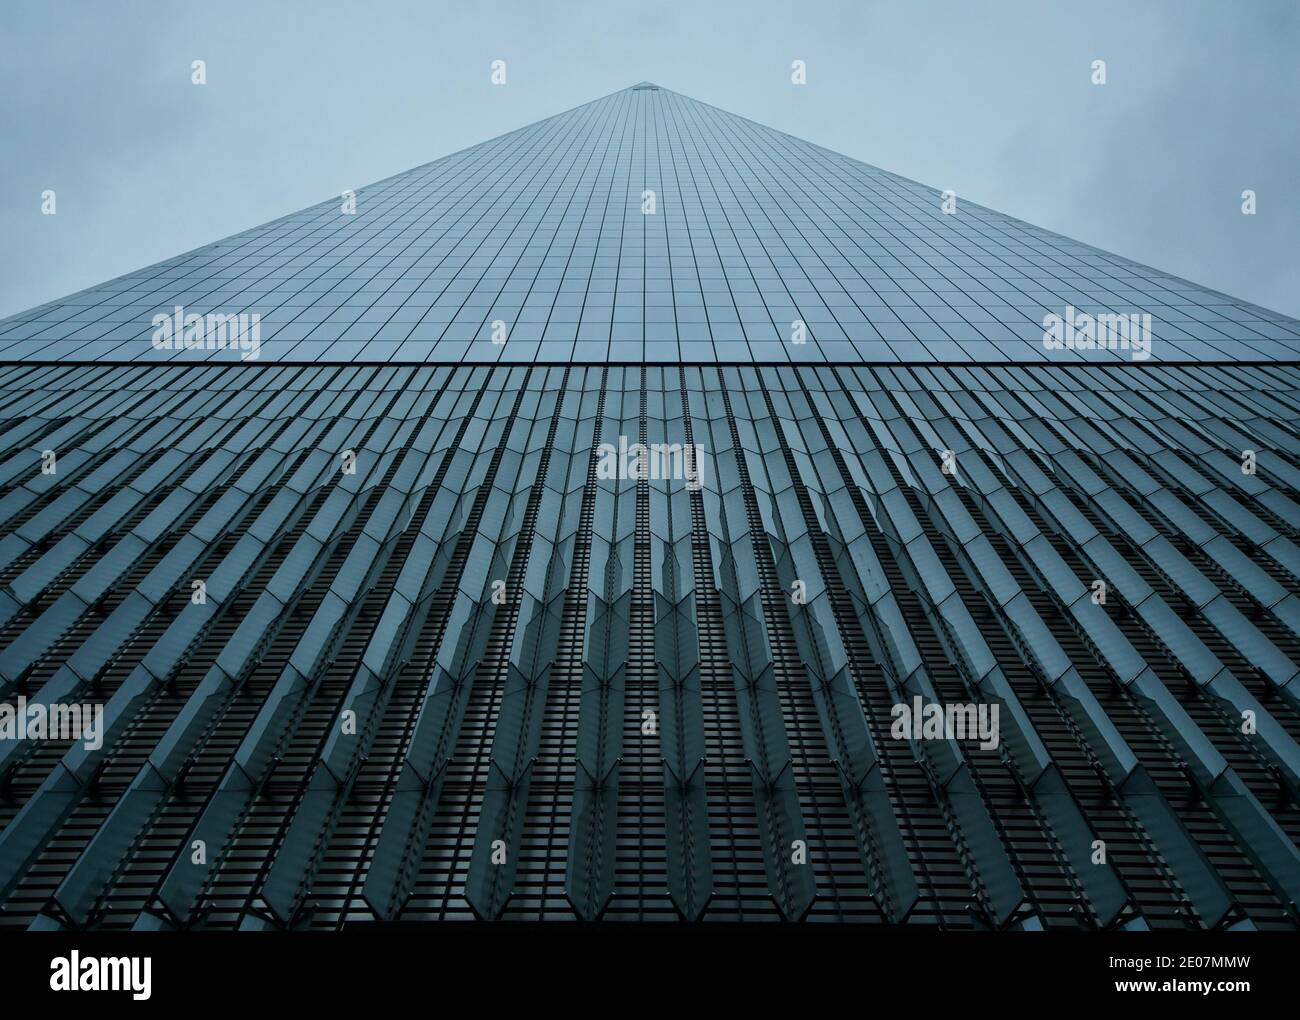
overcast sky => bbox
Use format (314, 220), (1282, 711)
(3, 0), (1297, 321)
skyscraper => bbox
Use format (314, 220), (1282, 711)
(0, 84), (1297, 930)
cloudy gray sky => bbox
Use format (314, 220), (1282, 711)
(2, 0), (1297, 321)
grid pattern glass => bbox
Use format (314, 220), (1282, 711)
(2, 84), (1298, 364)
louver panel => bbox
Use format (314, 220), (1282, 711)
(1, 361), (1296, 929)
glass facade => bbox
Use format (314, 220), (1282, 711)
(0, 86), (1297, 930)
(2, 83), (1298, 364)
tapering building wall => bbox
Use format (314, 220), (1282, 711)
(1, 86), (1298, 930)
(2, 84), (1297, 365)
